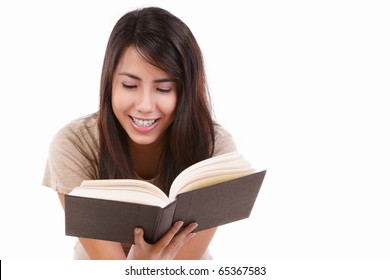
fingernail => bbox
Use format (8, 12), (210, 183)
(176, 221), (184, 227)
(134, 228), (141, 234)
(188, 232), (197, 239)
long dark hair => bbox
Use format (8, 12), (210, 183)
(98, 7), (215, 194)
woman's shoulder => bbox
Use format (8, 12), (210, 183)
(48, 113), (100, 169)
(53, 113), (99, 147)
(213, 124), (237, 156)
(43, 113), (100, 193)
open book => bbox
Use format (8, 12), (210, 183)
(65, 151), (266, 244)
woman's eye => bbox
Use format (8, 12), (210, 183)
(122, 83), (136, 89)
(157, 88), (171, 93)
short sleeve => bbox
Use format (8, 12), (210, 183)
(42, 116), (99, 194)
(213, 125), (237, 157)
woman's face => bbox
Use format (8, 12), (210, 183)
(112, 46), (177, 146)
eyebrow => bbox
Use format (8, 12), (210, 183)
(118, 72), (174, 83)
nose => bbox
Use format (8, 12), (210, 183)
(136, 90), (154, 113)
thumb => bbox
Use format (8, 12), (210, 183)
(133, 227), (146, 247)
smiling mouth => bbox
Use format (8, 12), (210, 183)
(130, 116), (159, 127)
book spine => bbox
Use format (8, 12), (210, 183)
(151, 201), (177, 243)
(172, 194), (194, 226)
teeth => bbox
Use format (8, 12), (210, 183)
(132, 117), (157, 127)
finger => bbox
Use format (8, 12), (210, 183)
(157, 221), (184, 248)
(133, 227), (146, 247)
(173, 222), (198, 241)
(183, 232), (197, 243)
(180, 222), (199, 235)
(168, 223), (198, 248)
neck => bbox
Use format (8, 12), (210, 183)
(129, 138), (166, 180)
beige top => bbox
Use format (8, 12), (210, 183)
(42, 113), (237, 194)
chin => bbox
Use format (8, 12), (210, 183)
(129, 135), (159, 146)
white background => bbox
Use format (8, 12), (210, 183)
(0, 0), (389, 262)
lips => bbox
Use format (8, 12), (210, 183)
(130, 116), (159, 127)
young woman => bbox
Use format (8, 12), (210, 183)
(43, 7), (236, 260)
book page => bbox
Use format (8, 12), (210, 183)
(177, 170), (255, 194)
(69, 188), (171, 208)
(168, 151), (254, 200)
(173, 167), (254, 194)
(69, 179), (171, 208)
(79, 179), (167, 197)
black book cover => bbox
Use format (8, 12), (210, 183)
(65, 170), (266, 244)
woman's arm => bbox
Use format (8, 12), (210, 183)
(58, 193), (213, 259)
(174, 227), (217, 260)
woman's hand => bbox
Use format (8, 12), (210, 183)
(127, 221), (198, 260)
